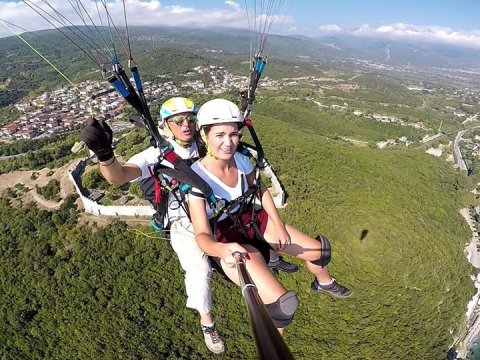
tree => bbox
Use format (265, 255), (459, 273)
(129, 182), (144, 199)
(82, 169), (108, 190)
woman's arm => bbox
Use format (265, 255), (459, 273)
(247, 172), (283, 225)
(189, 197), (248, 266)
(247, 171), (290, 250)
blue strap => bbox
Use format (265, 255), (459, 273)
(150, 219), (163, 231)
(132, 67), (143, 91)
(255, 58), (265, 74)
(207, 194), (218, 206)
(110, 78), (129, 97)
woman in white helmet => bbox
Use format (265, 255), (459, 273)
(188, 99), (351, 333)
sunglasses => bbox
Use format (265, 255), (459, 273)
(167, 114), (197, 125)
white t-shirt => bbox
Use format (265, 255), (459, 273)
(127, 138), (199, 181)
(189, 152), (254, 221)
(127, 137), (199, 224)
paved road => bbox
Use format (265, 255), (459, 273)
(454, 130), (468, 172)
(0, 153), (25, 161)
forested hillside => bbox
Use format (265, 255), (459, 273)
(0, 108), (474, 359)
(0, 27), (325, 109)
(1, 18), (479, 359)
(254, 115), (474, 358)
(0, 131), (85, 175)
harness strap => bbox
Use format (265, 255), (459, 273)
(148, 167), (162, 205)
(161, 145), (178, 164)
(188, 189), (206, 198)
(243, 118), (264, 166)
(210, 174), (261, 241)
(150, 165), (196, 223)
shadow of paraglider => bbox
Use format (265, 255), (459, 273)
(360, 229), (369, 243)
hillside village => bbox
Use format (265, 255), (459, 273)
(0, 65), (259, 141)
(3, 61), (480, 160)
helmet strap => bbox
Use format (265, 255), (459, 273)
(166, 122), (194, 148)
(200, 128), (218, 159)
(174, 137), (194, 148)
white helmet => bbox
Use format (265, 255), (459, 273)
(196, 99), (244, 129)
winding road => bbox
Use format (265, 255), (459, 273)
(454, 130), (468, 172)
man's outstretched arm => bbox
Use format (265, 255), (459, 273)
(80, 118), (141, 185)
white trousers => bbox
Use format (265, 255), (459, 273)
(169, 219), (212, 315)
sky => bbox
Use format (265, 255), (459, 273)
(1, 0), (480, 48)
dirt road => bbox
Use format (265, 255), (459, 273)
(0, 160), (79, 208)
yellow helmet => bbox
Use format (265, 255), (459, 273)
(159, 97), (198, 121)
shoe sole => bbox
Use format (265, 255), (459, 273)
(269, 266), (299, 273)
(206, 346), (225, 354)
(268, 262), (300, 273)
(312, 288), (352, 298)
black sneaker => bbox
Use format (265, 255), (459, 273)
(201, 323), (225, 354)
(311, 278), (351, 298)
(268, 255), (299, 273)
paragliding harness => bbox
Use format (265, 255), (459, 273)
(143, 142), (261, 234)
(143, 52), (268, 234)
(207, 145), (265, 242)
(202, 49), (270, 245)
(138, 57), (266, 234)
(140, 156), (198, 231)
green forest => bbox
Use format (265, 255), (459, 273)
(0, 26), (346, 109)
(0, 106), (476, 359)
(0, 131), (85, 175)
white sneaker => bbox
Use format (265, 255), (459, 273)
(201, 323), (225, 354)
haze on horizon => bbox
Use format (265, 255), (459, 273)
(0, 0), (480, 49)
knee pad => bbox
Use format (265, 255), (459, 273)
(265, 291), (298, 328)
(310, 235), (331, 267)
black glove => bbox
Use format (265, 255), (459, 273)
(79, 118), (114, 161)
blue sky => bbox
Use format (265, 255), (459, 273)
(1, 1), (480, 47)
(157, 0), (480, 33)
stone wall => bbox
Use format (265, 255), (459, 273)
(67, 154), (286, 217)
(68, 160), (155, 217)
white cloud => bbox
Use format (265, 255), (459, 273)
(318, 24), (342, 33)
(350, 23), (480, 48)
(167, 5), (194, 14)
(0, 0), (294, 38)
(225, 1), (241, 11)
(0, 0), (239, 38)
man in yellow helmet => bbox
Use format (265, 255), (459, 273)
(81, 97), (226, 353)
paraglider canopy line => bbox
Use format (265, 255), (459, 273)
(0, 19), (79, 91)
